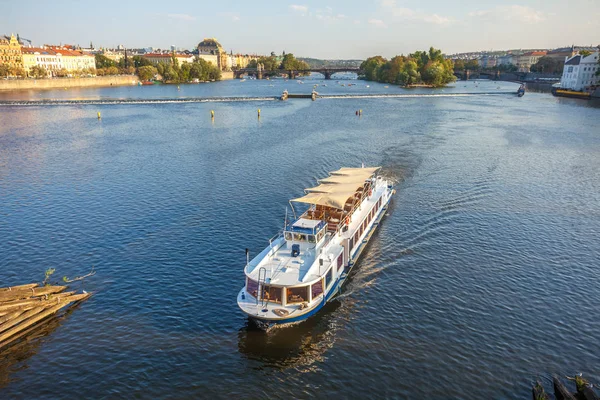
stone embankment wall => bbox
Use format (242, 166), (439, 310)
(0, 75), (140, 91)
(221, 71), (233, 80)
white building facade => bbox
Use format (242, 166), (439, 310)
(560, 52), (599, 91)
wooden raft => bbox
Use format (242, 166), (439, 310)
(0, 283), (91, 349)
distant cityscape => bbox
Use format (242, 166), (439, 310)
(0, 33), (598, 92)
(0, 34), (264, 78)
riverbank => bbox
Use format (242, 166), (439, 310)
(0, 72), (233, 92)
(0, 75), (139, 91)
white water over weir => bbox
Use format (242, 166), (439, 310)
(0, 92), (517, 106)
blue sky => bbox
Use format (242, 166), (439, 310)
(2, 0), (599, 58)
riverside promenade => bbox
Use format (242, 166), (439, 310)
(0, 71), (234, 91)
(0, 75), (140, 91)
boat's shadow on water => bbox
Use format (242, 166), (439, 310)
(237, 301), (343, 371)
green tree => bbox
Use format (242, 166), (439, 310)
(55, 68), (69, 77)
(453, 59), (465, 70)
(465, 59), (480, 70)
(29, 65), (48, 78)
(131, 55), (152, 68)
(189, 62), (204, 80)
(11, 66), (27, 77)
(360, 56), (387, 81)
(162, 65), (178, 82)
(137, 65), (158, 81)
(156, 62), (166, 77)
(579, 50), (592, 57)
(106, 66), (119, 75)
(0, 64), (10, 77)
(179, 62), (191, 82)
(95, 54), (116, 69)
(530, 56), (563, 74)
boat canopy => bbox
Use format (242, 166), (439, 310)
(292, 190), (358, 210)
(318, 174), (371, 185)
(330, 167), (380, 176)
(305, 182), (366, 194)
(292, 166), (379, 209)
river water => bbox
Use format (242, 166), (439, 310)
(0, 76), (599, 399)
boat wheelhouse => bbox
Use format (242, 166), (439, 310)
(237, 166), (394, 329)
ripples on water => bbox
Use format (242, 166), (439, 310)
(0, 79), (599, 398)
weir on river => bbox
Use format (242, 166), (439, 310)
(0, 91), (518, 106)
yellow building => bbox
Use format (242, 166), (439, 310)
(143, 53), (196, 65)
(0, 34), (24, 71)
(232, 54), (260, 69)
(50, 47), (96, 73)
(22, 47), (61, 76)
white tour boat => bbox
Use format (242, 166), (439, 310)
(237, 166), (394, 329)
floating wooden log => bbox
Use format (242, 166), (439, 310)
(0, 292), (90, 348)
(553, 376), (577, 400)
(0, 305), (49, 334)
(0, 291), (75, 313)
(0, 283), (38, 292)
(0, 285), (66, 302)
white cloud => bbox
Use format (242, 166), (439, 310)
(468, 5), (545, 24)
(423, 14), (450, 24)
(218, 12), (241, 22)
(368, 18), (387, 28)
(289, 5), (308, 15)
(381, 0), (452, 25)
(166, 13), (196, 21)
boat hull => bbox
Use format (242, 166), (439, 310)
(551, 87), (591, 99)
(241, 190), (394, 330)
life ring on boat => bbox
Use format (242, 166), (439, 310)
(345, 216), (350, 226)
(369, 189), (372, 197)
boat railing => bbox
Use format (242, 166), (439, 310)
(268, 232), (283, 248)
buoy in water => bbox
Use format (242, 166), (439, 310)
(258, 109), (261, 117)
(97, 112), (101, 120)
(210, 110), (215, 118)
(355, 111), (358, 116)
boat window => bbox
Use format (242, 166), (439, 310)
(262, 285), (282, 304)
(337, 253), (343, 268)
(312, 280), (323, 299)
(293, 233), (307, 242)
(325, 268), (333, 288)
(308, 235), (316, 243)
(285, 232), (292, 240)
(287, 286), (309, 304)
(247, 278), (259, 298)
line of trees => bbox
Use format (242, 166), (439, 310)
(0, 64), (98, 78)
(246, 53), (311, 76)
(360, 47), (456, 87)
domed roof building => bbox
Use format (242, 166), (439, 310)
(197, 38), (223, 56)
(196, 38), (230, 71)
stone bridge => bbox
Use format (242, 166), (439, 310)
(233, 67), (362, 79)
(453, 69), (531, 81)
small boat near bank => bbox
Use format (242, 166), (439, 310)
(551, 85), (591, 99)
(237, 167), (394, 330)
